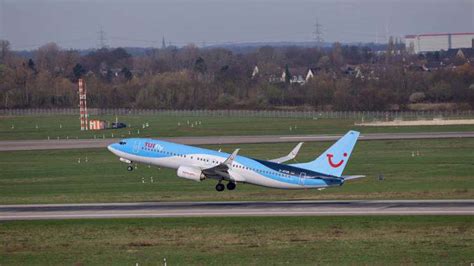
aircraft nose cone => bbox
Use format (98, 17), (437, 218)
(107, 144), (117, 153)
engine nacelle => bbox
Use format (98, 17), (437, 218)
(177, 166), (205, 182)
(119, 157), (132, 164)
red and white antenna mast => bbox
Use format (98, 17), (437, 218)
(78, 79), (88, 131)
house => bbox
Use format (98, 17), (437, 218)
(341, 64), (361, 77)
(110, 68), (122, 77)
(282, 67), (307, 85)
(251, 65), (259, 79)
(267, 66), (324, 85)
(305, 67), (321, 82)
(268, 67), (286, 84)
(340, 64), (379, 80)
(268, 73), (282, 83)
(290, 74), (306, 85)
(341, 64), (357, 75)
(446, 48), (474, 61)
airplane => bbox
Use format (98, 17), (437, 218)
(107, 130), (364, 191)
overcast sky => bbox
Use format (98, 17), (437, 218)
(1, 0), (473, 50)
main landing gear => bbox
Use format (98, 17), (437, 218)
(215, 183), (225, 192)
(215, 182), (236, 192)
(226, 182), (236, 191)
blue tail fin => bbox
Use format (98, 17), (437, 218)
(290, 131), (360, 177)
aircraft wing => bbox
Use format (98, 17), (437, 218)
(269, 142), (303, 163)
(201, 149), (245, 182)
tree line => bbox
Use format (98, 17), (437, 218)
(1, 39), (474, 111)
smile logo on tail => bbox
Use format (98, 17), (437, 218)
(327, 153), (347, 168)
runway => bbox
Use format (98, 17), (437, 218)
(1, 131), (474, 151)
(1, 200), (473, 220)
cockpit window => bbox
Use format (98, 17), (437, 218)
(119, 141), (127, 145)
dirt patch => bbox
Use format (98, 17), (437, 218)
(128, 241), (155, 247)
(356, 119), (474, 127)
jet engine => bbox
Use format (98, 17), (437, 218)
(177, 166), (205, 182)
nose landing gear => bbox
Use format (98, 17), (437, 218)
(127, 165), (134, 171)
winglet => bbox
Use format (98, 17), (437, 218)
(290, 142), (303, 157)
(223, 149), (240, 166)
(269, 142), (303, 163)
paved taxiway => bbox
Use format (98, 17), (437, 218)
(1, 200), (473, 220)
(1, 131), (474, 151)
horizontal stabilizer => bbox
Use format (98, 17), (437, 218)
(342, 175), (365, 181)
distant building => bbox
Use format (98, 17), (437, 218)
(89, 120), (108, 130)
(281, 67), (306, 85)
(305, 67), (321, 82)
(447, 48), (474, 61)
(268, 67), (321, 85)
(405, 32), (474, 54)
(162, 36), (166, 49)
(251, 66), (259, 79)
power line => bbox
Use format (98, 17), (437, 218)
(313, 18), (324, 47)
(97, 26), (107, 49)
(109, 36), (158, 45)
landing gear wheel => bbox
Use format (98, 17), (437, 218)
(215, 183), (225, 192)
(127, 165), (134, 171)
(226, 182), (236, 190)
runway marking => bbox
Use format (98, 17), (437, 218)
(2, 132), (474, 151)
(2, 199), (473, 208)
(2, 210), (474, 220)
(1, 200), (473, 220)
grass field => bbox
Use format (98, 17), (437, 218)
(1, 216), (473, 265)
(1, 138), (473, 204)
(1, 115), (474, 140)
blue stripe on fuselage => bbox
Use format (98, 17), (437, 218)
(253, 159), (334, 178)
